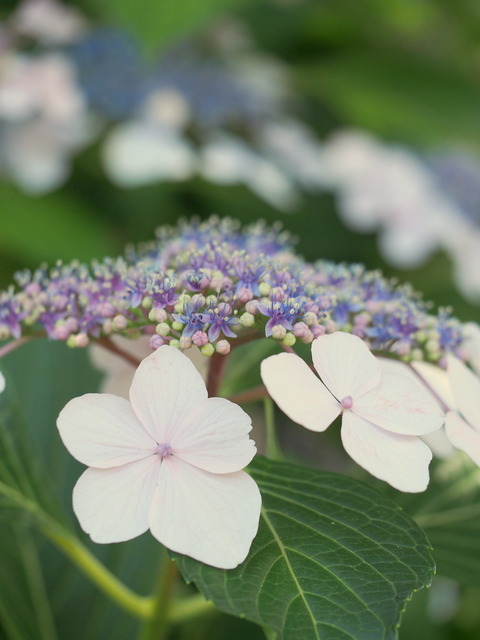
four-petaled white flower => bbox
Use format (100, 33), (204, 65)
(444, 355), (480, 466)
(261, 332), (445, 492)
(57, 346), (261, 569)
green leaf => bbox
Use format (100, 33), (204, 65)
(98, 0), (253, 56)
(401, 454), (480, 588)
(296, 51), (480, 147)
(174, 456), (435, 640)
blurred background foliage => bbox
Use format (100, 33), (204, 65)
(1, 0), (480, 638)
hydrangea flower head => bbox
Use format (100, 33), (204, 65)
(2, 216), (467, 367)
(261, 332), (445, 492)
(57, 346), (261, 569)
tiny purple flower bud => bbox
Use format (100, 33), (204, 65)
(192, 330), (209, 347)
(150, 335), (165, 349)
(75, 333), (89, 348)
(25, 282), (41, 296)
(245, 300), (259, 315)
(352, 325), (366, 339)
(65, 317), (79, 333)
(216, 340), (231, 355)
(311, 324), (326, 338)
(293, 322), (309, 338)
(236, 287), (254, 303)
(53, 324), (70, 340)
(270, 286), (285, 302)
(301, 329), (314, 344)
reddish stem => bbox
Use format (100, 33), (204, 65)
(0, 337), (32, 359)
(206, 353), (229, 397)
(93, 336), (142, 368)
(228, 385), (268, 405)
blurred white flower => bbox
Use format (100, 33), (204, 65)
(11, 0), (86, 44)
(200, 134), (298, 210)
(318, 129), (480, 303)
(261, 332), (444, 492)
(57, 346), (261, 569)
(103, 122), (196, 187)
(258, 120), (325, 190)
(0, 52), (91, 192)
(0, 371), (5, 394)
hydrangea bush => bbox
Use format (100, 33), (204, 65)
(1, 216), (480, 640)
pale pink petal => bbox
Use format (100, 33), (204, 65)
(149, 458), (261, 568)
(445, 411), (480, 466)
(411, 360), (456, 411)
(341, 412), (432, 492)
(353, 370), (445, 436)
(173, 397), (256, 473)
(261, 353), (341, 432)
(421, 429), (454, 458)
(57, 394), (156, 468)
(73, 456), (160, 542)
(446, 355), (480, 433)
(311, 332), (381, 400)
(129, 346), (207, 443)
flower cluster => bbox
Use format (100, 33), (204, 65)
(317, 129), (480, 303)
(0, 217), (467, 366)
(0, 0), (324, 207)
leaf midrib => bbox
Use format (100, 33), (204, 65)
(261, 506), (321, 640)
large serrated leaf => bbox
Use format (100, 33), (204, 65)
(174, 456), (434, 640)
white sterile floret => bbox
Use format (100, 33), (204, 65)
(57, 346), (261, 569)
(261, 332), (445, 492)
(444, 355), (480, 467)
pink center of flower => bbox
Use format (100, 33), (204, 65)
(156, 443), (173, 458)
(341, 395), (353, 410)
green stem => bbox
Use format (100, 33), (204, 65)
(263, 396), (283, 461)
(169, 593), (217, 624)
(46, 528), (153, 619)
(1, 482), (217, 630)
(415, 502), (480, 528)
(138, 550), (178, 640)
(0, 481), (153, 619)
(18, 526), (58, 640)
